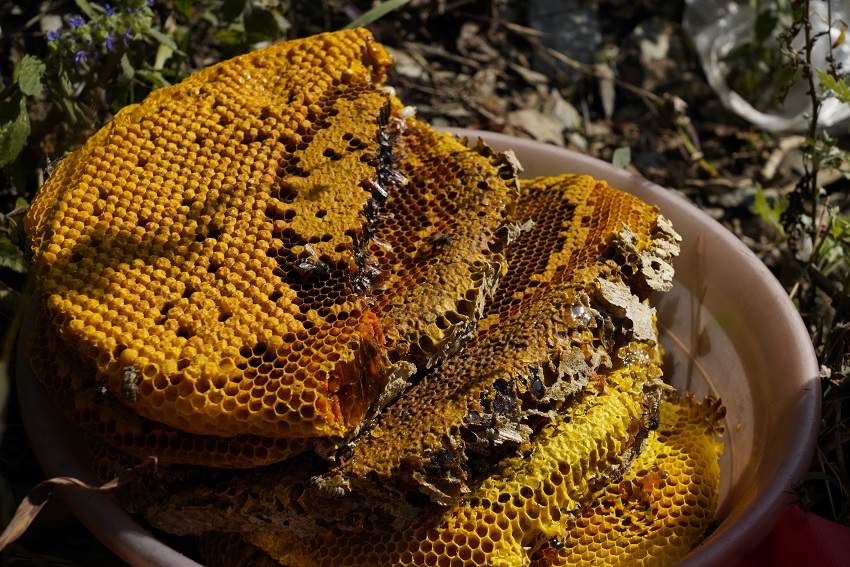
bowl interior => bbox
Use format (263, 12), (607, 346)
(449, 128), (819, 566)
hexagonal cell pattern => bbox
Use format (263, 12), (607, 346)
(530, 396), (724, 567)
(28, 311), (310, 468)
(25, 28), (518, 452)
(312, 174), (680, 518)
(27, 29), (396, 440)
(246, 364), (662, 566)
(199, 395), (723, 567)
(140, 173), (679, 533)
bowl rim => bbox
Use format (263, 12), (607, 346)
(16, 129), (821, 566)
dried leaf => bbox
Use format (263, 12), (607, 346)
(0, 458), (156, 551)
(612, 146), (631, 169)
(507, 108), (564, 145)
(545, 90), (581, 131)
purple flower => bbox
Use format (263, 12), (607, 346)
(104, 33), (115, 52)
(146, 0), (155, 6)
(74, 50), (88, 65)
(104, 3), (115, 16)
(123, 30), (133, 45)
(46, 29), (61, 42)
(68, 15), (85, 28)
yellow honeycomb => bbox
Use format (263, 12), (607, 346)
(198, 395), (723, 567)
(26, 29), (517, 453)
(29, 312), (310, 468)
(27, 120), (516, 467)
(247, 364), (661, 566)
(530, 396), (725, 567)
(27, 29), (396, 440)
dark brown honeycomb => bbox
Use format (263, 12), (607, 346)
(199, 533), (281, 567)
(369, 124), (518, 371)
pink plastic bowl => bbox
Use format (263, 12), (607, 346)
(17, 130), (820, 566)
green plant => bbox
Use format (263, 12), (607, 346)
(724, 0), (799, 112)
(767, 0), (850, 522)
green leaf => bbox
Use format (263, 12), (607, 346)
(0, 235), (27, 273)
(345, 0), (411, 29)
(754, 11), (778, 44)
(136, 69), (170, 88)
(120, 53), (135, 80)
(154, 43), (175, 70)
(816, 69), (850, 104)
(751, 184), (787, 234)
(13, 55), (46, 97)
(74, 0), (97, 18)
(214, 28), (245, 47)
(244, 7), (285, 41)
(145, 27), (180, 52)
(0, 97), (30, 168)
(611, 146), (631, 169)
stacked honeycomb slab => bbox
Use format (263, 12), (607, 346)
(197, 395), (723, 567)
(144, 173), (680, 537)
(24, 29), (725, 566)
(26, 29), (517, 467)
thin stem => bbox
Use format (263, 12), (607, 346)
(802, 0), (821, 244)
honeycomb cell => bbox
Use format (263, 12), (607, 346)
(28, 312), (310, 468)
(305, 174), (681, 524)
(199, 533), (280, 567)
(27, 29), (397, 440)
(198, 396), (723, 567)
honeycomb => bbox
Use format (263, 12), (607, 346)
(246, 363), (662, 566)
(143, 174), (680, 534)
(303, 174), (681, 524)
(27, 116), (515, 467)
(199, 395), (723, 567)
(530, 396), (725, 567)
(27, 28), (397, 440)
(368, 124), (517, 372)
(28, 312), (310, 468)
(199, 533), (281, 567)
(25, 28), (517, 458)
(22, 28), (722, 564)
